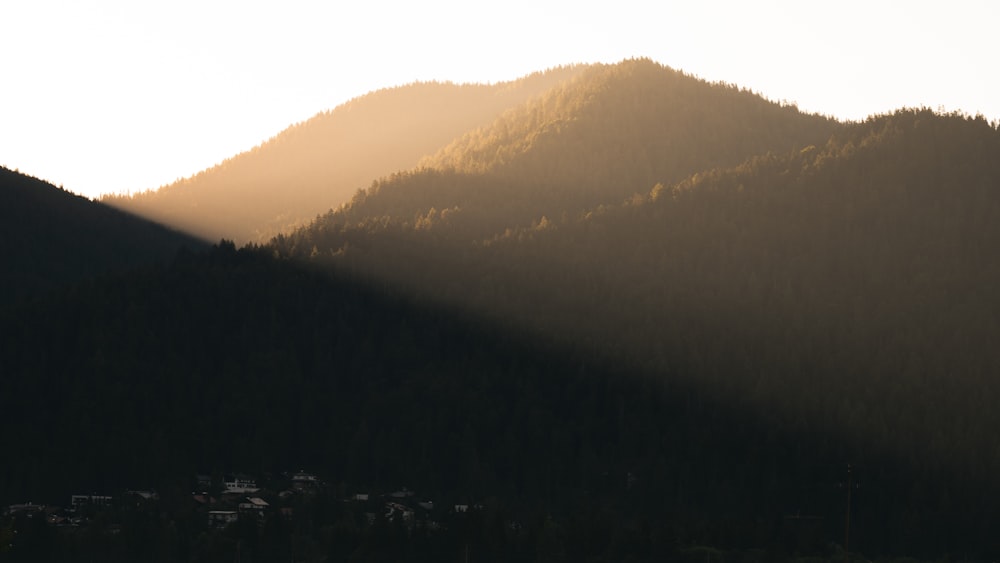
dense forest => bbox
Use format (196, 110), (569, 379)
(292, 60), (840, 244)
(4, 59), (1000, 561)
(0, 166), (205, 304)
(3, 243), (995, 561)
(276, 107), (1000, 495)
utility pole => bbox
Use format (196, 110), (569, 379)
(844, 464), (852, 563)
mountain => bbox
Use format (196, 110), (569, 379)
(0, 166), (205, 304)
(6, 56), (1000, 560)
(264, 67), (1000, 493)
(320, 59), (840, 242)
(272, 109), (1000, 556)
(102, 66), (587, 244)
(467, 108), (1000, 463)
(281, 108), (1000, 453)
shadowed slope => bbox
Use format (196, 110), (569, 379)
(2, 241), (986, 559)
(0, 166), (205, 304)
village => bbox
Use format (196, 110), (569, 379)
(2, 470), (482, 542)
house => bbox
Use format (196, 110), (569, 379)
(246, 497), (269, 509)
(385, 502), (414, 522)
(291, 470), (319, 492)
(223, 474), (259, 494)
(238, 497), (269, 521)
(70, 494), (113, 510)
(5, 502), (45, 517)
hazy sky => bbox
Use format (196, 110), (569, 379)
(2, 0), (997, 199)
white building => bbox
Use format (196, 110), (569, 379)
(223, 475), (259, 494)
(70, 494), (113, 510)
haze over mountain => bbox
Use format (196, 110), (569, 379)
(103, 65), (586, 244)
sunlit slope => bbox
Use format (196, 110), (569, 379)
(103, 65), (586, 243)
(0, 166), (205, 304)
(423, 58), (837, 189)
(324, 58), (839, 239)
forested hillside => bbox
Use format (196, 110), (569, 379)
(278, 108), (1000, 458)
(103, 66), (586, 243)
(328, 59), (839, 241)
(2, 243), (992, 560)
(271, 109), (1000, 557)
(475, 109), (1000, 473)
(0, 166), (205, 304)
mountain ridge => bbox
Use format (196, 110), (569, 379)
(103, 65), (589, 243)
(103, 59), (840, 245)
(0, 166), (206, 304)
(313, 58), (840, 245)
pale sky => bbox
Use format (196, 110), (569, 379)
(2, 0), (997, 199)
